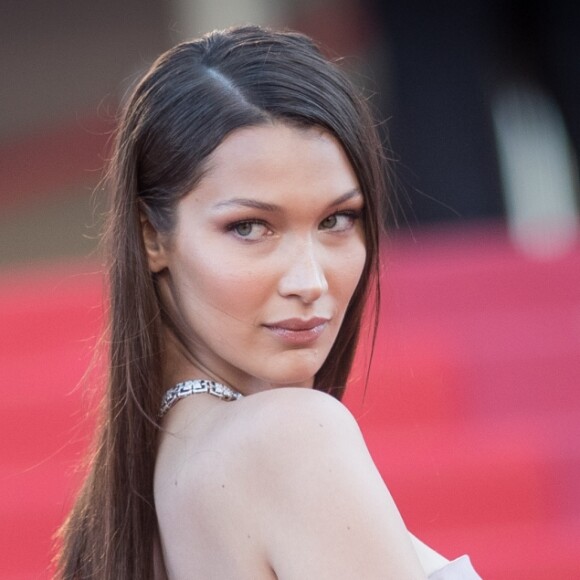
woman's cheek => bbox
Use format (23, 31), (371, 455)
(192, 256), (268, 313)
(340, 243), (367, 295)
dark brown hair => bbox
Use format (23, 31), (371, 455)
(56, 25), (386, 579)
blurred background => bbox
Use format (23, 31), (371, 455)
(1, 0), (579, 578)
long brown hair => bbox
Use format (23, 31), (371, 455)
(56, 25), (386, 579)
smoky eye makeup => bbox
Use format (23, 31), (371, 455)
(224, 218), (274, 241)
(321, 209), (361, 230)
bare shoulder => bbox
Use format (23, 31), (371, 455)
(155, 388), (350, 489)
(230, 386), (373, 502)
(231, 386), (378, 499)
(155, 388), (358, 535)
(224, 387), (372, 483)
(230, 388), (426, 579)
(156, 388), (426, 578)
(235, 387), (361, 449)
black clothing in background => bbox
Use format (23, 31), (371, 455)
(368, 0), (580, 224)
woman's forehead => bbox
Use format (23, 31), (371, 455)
(196, 123), (359, 199)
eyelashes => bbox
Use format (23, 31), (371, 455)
(227, 219), (272, 241)
(319, 210), (362, 232)
(226, 209), (363, 242)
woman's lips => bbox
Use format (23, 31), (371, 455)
(263, 317), (329, 345)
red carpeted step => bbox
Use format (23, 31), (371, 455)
(362, 421), (554, 528)
(0, 459), (85, 579)
(0, 264), (102, 578)
(0, 344), (101, 466)
(0, 266), (102, 358)
(419, 519), (580, 580)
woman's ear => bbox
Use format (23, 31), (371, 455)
(140, 215), (169, 273)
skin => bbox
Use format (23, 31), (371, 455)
(146, 123), (448, 578)
(144, 123), (367, 394)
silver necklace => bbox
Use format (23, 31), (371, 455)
(159, 379), (243, 418)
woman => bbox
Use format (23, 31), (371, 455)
(57, 26), (481, 579)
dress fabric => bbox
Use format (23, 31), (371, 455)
(428, 555), (482, 579)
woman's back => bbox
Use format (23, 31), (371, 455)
(155, 388), (426, 579)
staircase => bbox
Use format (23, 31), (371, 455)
(346, 224), (580, 578)
(1, 224), (579, 578)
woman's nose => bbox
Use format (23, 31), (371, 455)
(277, 242), (329, 303)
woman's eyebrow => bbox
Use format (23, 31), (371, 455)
(212, 189), (362, 212)
(328, 189), (362, 207)
(213, 198), (280, 212)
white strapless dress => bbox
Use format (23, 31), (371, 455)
(428, 555), (482, 579)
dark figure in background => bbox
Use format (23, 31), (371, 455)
(370, 0), (580, 224)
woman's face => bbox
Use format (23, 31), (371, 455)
(149, 123), (366, 394)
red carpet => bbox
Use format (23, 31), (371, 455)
(1, 224), (579, 578)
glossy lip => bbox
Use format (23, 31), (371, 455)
(263, 317), (330, 345)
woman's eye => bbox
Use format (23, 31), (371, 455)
(229, 220), (271, 241)
(319, 211), (360, 232)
